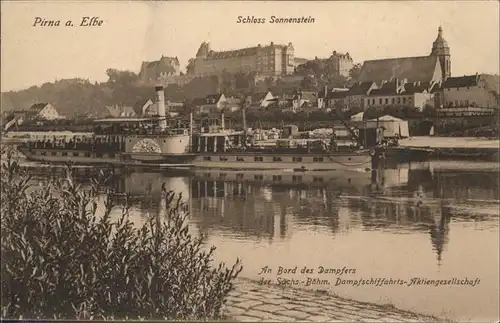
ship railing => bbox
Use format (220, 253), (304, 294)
(26, 141), (124, 153)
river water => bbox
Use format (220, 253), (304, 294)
(20, 160), (500, 321)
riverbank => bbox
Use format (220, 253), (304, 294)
(225, 278), (447, 322)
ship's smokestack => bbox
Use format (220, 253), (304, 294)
(155, 85), (166, 131)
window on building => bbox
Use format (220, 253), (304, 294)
(385, 98), (389, 104)
(292, 157), (303, 162)
(379, 99), (382, 104)
(254, 156), (263, 162)
(397, 98), (401, 104)
(392, 98), (395, 104)
(273, 175), (282, 181)
(403, 97), (407, 103)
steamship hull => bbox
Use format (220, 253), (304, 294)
(18, 149), (197, 170)
(192, 150), (373, 171)
(19, 148), (372, 171)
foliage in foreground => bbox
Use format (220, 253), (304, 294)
(0, 152), (242, 320)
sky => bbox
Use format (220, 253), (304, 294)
(1, 1), (499, 92)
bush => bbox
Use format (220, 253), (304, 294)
(0, 151), (242, 320)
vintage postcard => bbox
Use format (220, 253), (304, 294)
(1, 1), (499, 322)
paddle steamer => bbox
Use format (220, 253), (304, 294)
(16, 86), (383, 171)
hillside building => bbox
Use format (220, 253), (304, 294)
(364, 79), (435, 111)
(139, 56), (181, 83)
(438, 73), (499, 109)
(188, 42), (295, 77)
(27, 103), (63, 120)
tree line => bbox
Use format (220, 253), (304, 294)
(1, 63), (363, 119)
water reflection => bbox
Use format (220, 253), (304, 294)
(19, 160), (499, 319)
(24, 161), (498, 250)
(89, 162), (498, 265)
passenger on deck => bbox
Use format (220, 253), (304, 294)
(329, 134), (338, 152)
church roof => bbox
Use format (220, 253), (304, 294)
(358, 55), (440, 83)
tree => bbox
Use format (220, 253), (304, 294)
(105, 69), (139, 86)
(300, 76), (317, 90)
(0, 153), (242, 320)
(322, 75), (348, 89)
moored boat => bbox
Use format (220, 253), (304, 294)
(14, 85), (384, 172)
(189, 115), (381, 171)
(17, 86), (196, 170)
(384, 146), (434, 162)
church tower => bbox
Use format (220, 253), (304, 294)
(431, 26), (451, 80)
